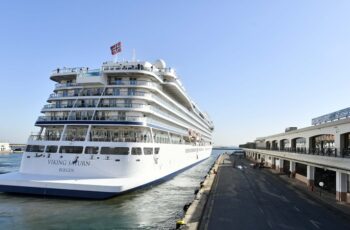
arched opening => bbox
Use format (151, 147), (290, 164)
(271, 140), (278, 150)
(266, 141), (271, 150)
(340, 132), (350, 157)
(309, 134), (335, 156)
(279, 139), (290, 151)
(291, 137), (307, 153)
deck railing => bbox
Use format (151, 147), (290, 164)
(36, 116), (146, 123)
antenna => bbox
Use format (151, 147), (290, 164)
(132, 48), (136, 61)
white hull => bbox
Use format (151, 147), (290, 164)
(0, 144), (212, 198)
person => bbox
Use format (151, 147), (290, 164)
(57, 68), (60, 73)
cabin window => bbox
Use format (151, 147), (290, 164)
(85, 147), (99, 154)
(59, 146), (83, 154)
(115, 78), (122, 85)
(129, 77), (137, 85)
(113, 88), (120, 96)
(128, 88), (136, 96)
(46, 145), (58, 153)
(155, 148), (160, 154)
(131, 147), (142, 155)
(144, 148), (153, 155)
(26, 145), (45, 152)
(101, 147), (129, 155)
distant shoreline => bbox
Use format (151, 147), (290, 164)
(212, 147), (240, 150)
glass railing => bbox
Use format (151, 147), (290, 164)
(103, 65), (176, 76)
(90, 136), (152, 143)
(52, 67), (87, 75)
(55, 82), (82, 89)
(42, 104), (74, 109)
(43, 103), (149, 109)
(98, 103), (148, 109)
(61, 135), (86, 142)
(49, 93), (77, 99)
(28, 134), (61, 141)
(103, 91), (150, 97)
(36, 116), (145, 122)
(108, 80), (161, 89)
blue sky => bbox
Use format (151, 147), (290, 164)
(1, 0), (350, 146)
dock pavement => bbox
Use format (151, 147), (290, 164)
(181, 154), (350, 230)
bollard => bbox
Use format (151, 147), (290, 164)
(176, 219), (186, 229)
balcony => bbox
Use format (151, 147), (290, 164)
(36, 115), (146, 123)
(103, 91), (150, 97)
(42, 104), (73, 110)
(108, 80), (161, 90)
(28, 134), (61, 141)
(51, 67), (87, 75)
(55, 82), (82, 89)
(48, 93), (78, 99)
(98, 103), (148, 109)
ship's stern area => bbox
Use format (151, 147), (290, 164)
(0, 149), (159, 199)
(0, 144), (212, 199)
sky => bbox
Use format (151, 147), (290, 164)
(1, 0), (350, 146)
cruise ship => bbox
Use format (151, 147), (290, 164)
(0, 59), (214, 198)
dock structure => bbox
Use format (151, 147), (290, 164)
(191, 154), (350, 230)
(240, 107), (350, 203)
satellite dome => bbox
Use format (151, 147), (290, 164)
(153, 59), (166, 69)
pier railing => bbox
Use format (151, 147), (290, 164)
(256, 147), (350, 158)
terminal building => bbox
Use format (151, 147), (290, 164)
(240, 107), (350, 203)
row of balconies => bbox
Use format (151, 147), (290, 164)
(49, 91), (150, 100)
(36, 115), (146, 122)
(52, 82), (211, 131)
(54, 80), (160, 91)
(48, 85), (212, 138)
(43, 96), (212, 139)
(43, 103), (149, 110)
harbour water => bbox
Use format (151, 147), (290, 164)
(0, 150), (226, 229)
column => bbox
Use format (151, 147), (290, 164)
(289, 161), (296, 178)
(289, 161), (295, 172)
(271, 157), (275, 169)
(336, 171), (348, 202)
(307, 165), (315, 189)
(334, 133), (341, 157)
(277, 159), (284, 173)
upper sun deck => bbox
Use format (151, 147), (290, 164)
(50, 60), (177, 83)
(49, 59), (213, 127)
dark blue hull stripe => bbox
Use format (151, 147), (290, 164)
(0, 157), (209, 199)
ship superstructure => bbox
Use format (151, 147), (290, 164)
(0, 59), (213, 198)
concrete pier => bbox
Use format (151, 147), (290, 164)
(182, 154), (350, 229)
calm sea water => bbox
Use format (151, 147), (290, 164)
(0, 150), (227, 229)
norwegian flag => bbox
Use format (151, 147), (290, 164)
(110, 42), (122, 55)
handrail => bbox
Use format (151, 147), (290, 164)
(108, 80), (161, 89)
(36, 116), (146, 122)
(52, 67), (87, 75)
(55, 82), (82, 89)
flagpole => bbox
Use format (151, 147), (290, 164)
(132, 49), (136, 62)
